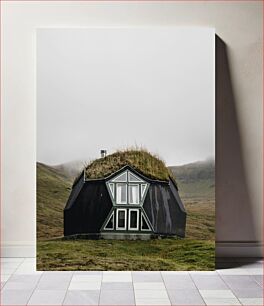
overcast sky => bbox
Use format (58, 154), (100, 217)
(37, 27), (214, 166)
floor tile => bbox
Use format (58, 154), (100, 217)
(1, 288), (33, 305)
(3, 281), (37, 290)
(135, 298), (171, 305)
(68, 281), (101, 290)
(63, 290), (100, 305)
(74, 270), (102, 275)
(101, 281), (133, 290)
(71, 274), (101, 282)
(239, 298), (264, 305)
(167, 289), (205, 305)
(217, 268), (249, 275)
(134, 282), (166, 290)
(245, 268), (263, 275)
(132, 271), (162, 282)
(191, 275), (228, 290)
(99, 289), (135, 305)
(37, 273), (72, 290)
(15, 263), (42, 275)
(189, 270), (218, 275)
(221, 275), (261, 289)
(199, 289), (236, 298)
(163, 274), (196, 289)
(28, 289), (66, 305)
(161, 271), (189, 275)
(231, 288), (263, 298)
(8, 274), (41, 283)
(252, 275), (263, 287)
(102, 272), (132, 282)
(135, 289), (169, 299)
(203, 298), (241, 305)
(1, 281), (5, 289)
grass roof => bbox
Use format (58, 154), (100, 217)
(83, 149), (175, 182)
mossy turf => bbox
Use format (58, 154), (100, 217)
(83, 149), (173, 181)
(37, 239), (215, 271)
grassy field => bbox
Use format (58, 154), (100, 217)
(37, 160), (215, 270)
(37, 239), (215, 271)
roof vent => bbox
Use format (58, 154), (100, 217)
(100, 150), (107, 158)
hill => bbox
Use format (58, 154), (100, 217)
(169, 160), (215, 200)
(52, 160), (84, 180)
(169, 160), (215, 240)
(37, 162), (72, 239)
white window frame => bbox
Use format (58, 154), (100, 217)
(128, 184), (140, 205)
(141, 213), (151, 231)
(108, 183), (115, 199)
(116, 183), (127, 204)
(128, 209), (139, 231)
(128, 171), (143, 183)
(116, 209), (127, 230)
(104, 211), (114, 230)
(112, 171), (127, 182)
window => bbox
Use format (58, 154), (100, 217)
(128, 209), (139, 230)
(128, 184), (139, 204)
(141, 214), (151, 231)
(116, 183), (127, 204)
(141, 184), (147, 199)
(106, 170), (149, 206)
(104, 212), (114, 230)
(116, 209), (126, 230)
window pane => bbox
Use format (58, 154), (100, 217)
(128, 172), (143, 182)
(116, 183), (127, 204)
(108, 183), (115, 199)
(117, 210), (126, 228)
(112, 172), (127, 182)
(105, 214), (114, 229)
(141, 214), (151, 231)
(129, 185), (139, 204)
(130, 210), (138, 229)
(141, 184), (147, 199)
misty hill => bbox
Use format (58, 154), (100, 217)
(52, 160), (84, 181)
(169, 160), (215, 200)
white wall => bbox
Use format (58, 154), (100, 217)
(1, 1), (262, 257)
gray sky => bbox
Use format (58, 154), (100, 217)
(37, 27), (214, 166)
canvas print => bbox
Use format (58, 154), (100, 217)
(37, 27), (215, 270)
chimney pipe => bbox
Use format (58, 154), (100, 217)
(100, 150), (107, 158)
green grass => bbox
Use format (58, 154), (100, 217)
(83, 148), (174, 182)
(37, 163), (72, 239)
(37, 239), (215, 271)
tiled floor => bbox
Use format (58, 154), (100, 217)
(0, 258), (263, 305)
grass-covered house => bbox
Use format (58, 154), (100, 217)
(64, 150), (186, 239)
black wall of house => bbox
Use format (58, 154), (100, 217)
(143, 181), (186, 237)
(64, 181), (112, 236)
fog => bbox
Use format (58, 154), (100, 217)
(37, 27), (215, 166)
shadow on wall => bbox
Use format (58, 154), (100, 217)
(215, 35), (258, 261)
